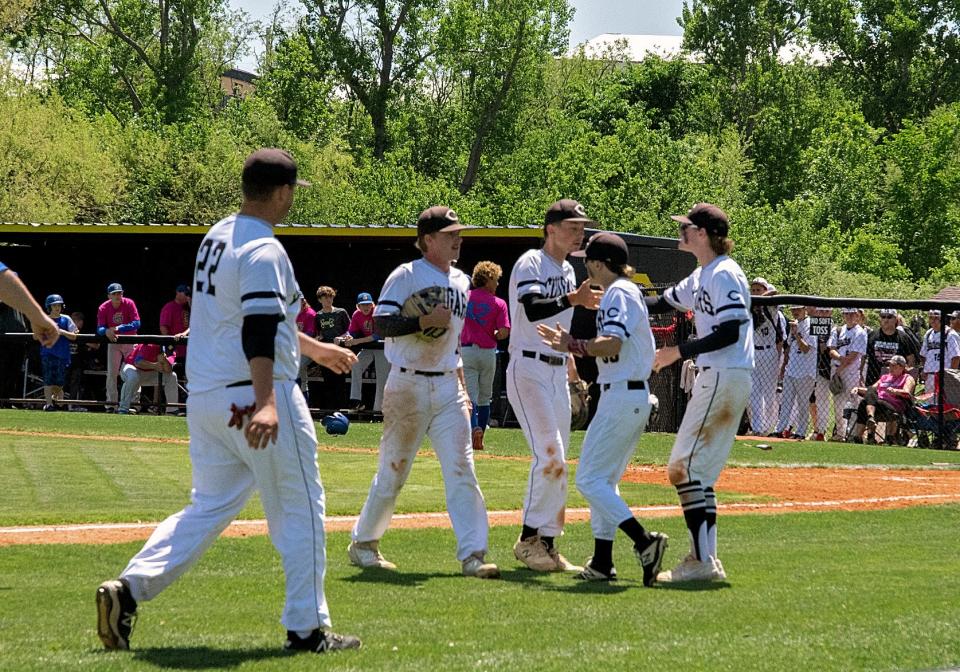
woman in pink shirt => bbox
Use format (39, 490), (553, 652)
(461, 261), (511, 451)
(849, 355), (916, 444)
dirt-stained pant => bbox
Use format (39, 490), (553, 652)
(351, 368), (489, 561)
(120, 382), (331, 632)
(506, 355), (570, 537)
(575, 383), (652, 541)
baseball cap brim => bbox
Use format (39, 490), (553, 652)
(670, 214), (693, 225)
(434, 222), (472, 233)
(295, 178), (312, 187)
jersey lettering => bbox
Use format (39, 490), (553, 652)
(694, 289), (714, 315)
(543, 275), (574, 299)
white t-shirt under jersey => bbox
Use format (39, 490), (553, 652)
(187, 214), (301, 394)
(664, 255), (754, 370)
(508, 248), (576, 354)
(375, 258), (469, 371)
(595, 278), (655, 384)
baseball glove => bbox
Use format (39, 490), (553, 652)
(570, 380), (591, 431)
(400, 285), (448, 341)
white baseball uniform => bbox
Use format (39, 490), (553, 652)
(507, 249), (576, 537)
(575, 278), (656, 541)
(352, 258), (491, 562)
(828, 323), (867, 432)
(776, 316), (817, 436)
(664, 255), (753, 486)
(749, 306), (781, 434)
(119, 213), (334, 633)
(920, 327), (960, 392)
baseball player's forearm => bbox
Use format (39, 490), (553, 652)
(519, 293), (571, 322)
(585, 334), (622, 359)
(677, 320), (739, 359)
(0, 270), (46, 324)
(115, 320), (141, 333)
(374, 314), (421, 337)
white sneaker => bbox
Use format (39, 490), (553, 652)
(656, 554), (725, 583)
(513, 535), (557, 572)
(347, 540), (396, 570)
(462, 553), (500, 579)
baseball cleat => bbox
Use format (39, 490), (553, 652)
(96, 579), (138, 650)
(634, 532), (669, 587)
(513, 535), (557, 572)
(656, 554), (725, 583)
(462, 553), (500, 579)
(285, 629), (362, 653)
(573, 558), (617, 581)
(347, 540), (397, 570)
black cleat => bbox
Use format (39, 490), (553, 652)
(96, 579), (138, 650)
(285, 629), (362, 653)
(635, 532), (669, 587)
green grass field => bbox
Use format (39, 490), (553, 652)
(1, 409), (958, 671)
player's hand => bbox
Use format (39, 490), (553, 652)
(537, 322), (571, 353)
(653, 346), (681, 373)
(245, 404), (279, 449)
(421, 304), (452, 329)
(105, 327), (119, 343)
(312, 342), (358, 374)
(569, 280), (603, 310)
(32, 315), (60, 348)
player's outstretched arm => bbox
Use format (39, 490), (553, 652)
(0, 269), (60, 347)
(299, 332), (357, 374)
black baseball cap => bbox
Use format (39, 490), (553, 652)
(544, 199), (595, 226)
(176, 283), (191, 296)
(671, 202), (729, 236)
(572, 232), (628, 266)
(417, 206), (470, 235)
(242, 148), (311, 191)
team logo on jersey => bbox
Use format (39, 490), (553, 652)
(727, 290), (741, 303)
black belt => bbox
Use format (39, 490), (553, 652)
(601, 380), (646, 391)
(226, 380), (252, 388)
(399, 367), (447, 377)
(521, 350), (566, 366)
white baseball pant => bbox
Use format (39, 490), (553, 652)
(349, 349), (390, 411)
(119, 364), (179, 413)
(105, 343), (135, 404)
(506, 354), (570, 537)
(351, 368), (489, 561)
(749, 348), (780, 434)
(831, 365), (861, 433)
(120, 381), (332, 632)
(812, 375), (830, 434)
(776, 374), (815, 436)
(575, 383), (651, 540)
(670, 368), (751, 486)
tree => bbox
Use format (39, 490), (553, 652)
(299, 0), (440, 159)
(806, 0), (960, 132)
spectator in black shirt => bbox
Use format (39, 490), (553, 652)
(312, 286), (351, 410)
(865, 308), (919, 385)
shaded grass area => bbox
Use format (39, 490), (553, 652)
(0, 508), (958, 671)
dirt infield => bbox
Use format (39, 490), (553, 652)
(2, 463), (958, 547)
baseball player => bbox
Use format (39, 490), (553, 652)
(95, 148), (362, 654)
(507, 199), (602, 573)
(648, 203), (753, 583)
(919, 309), (960, 393)
(39, 294), (78, 410)
(347, 205), (499, 580)
(96, 283), (140, 411)
(117, 343), (180, 415)
(538, 233), (668, 585)
(748, 278), (782, 435)
(827, 308), (867, 436)
(774, 305), (816, 439)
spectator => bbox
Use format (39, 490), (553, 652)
(159, 284), (191, 363)
(849, 355), (916, 444)
(96, 283), (140, 411)
(347, 292), (389, 412)
(65, 311), (99, 410)
(461, 261), (511, 451)
(747, 277), (782, 435)
(865, 308), (919, 385)
(294, 291), (317, 397)
(313, 285), (351, 410)
(773, 305), (817, 439)
(827, 307), (868, 439)
(807, 307), (833, 441)
(918, 309), (960, 394)
(118, 342), (180, 416)
(39, 294), (78, 411)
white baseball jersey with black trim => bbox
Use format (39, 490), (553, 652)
(595, 278), (655, 384)
(920, 327), (960, 374)
(664, 255), (754, 369)
(187, 214), (301, 394)
(827, 324), (867, 362)
(508, 249), (576, 354)
(375, 258), (469, 371)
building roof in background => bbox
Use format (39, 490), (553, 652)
(569, 33), (830, 65)
(932, 286), (960, 302)
(222, 68), (258, 82)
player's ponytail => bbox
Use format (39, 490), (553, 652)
(709, 234), (734, 256)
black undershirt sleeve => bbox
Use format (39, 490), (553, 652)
(520, 293), (572, 322)
(374, 314), (422, 338)
(678, 319), (741, 359)
(242, 313), (282, 361)
(644, 295), (675, 314)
